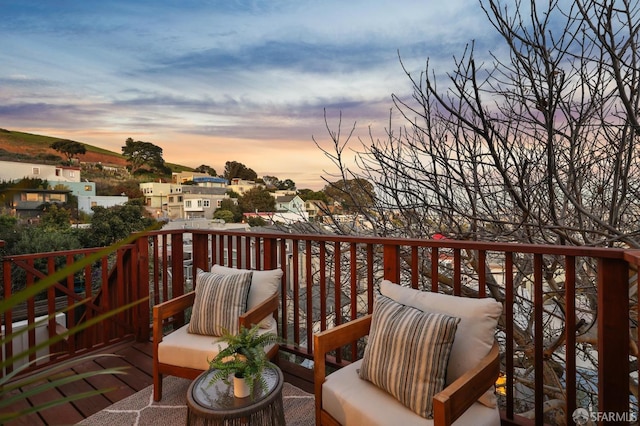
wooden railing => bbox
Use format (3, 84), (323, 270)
(1, 230), (637, 425)
(0, 242), (148, 373)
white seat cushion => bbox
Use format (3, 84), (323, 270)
(323, 360), (500, 426)
(159, 320), (277, 370)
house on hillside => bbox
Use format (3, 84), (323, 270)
(304, 199), (328, 222)
(0, 188), (71, 219)
(0, 160), (81, 183)
(275, 195), (305, 215)
(140, 182), (182, 209)
(192, 176), (227, 188)
(77, 195), (129, 214)
(172, 171), (223, 185)
(179, 186), (230, 220)
(228, 178), (256, 195)
(51, 181), (96, 197)
(243, 195), (310, 225)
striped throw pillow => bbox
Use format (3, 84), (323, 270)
(358, 294), (460, 419)
(188, 269), (252, 336)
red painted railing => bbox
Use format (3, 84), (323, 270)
(0, 243), (148, 373)
(1, 230), (637, 425)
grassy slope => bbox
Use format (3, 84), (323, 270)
(0, 128), (191, 171)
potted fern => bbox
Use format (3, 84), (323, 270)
(207, 324), (280, 398)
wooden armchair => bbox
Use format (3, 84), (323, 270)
(152, 267), (282, 401)
(314, 315), (499, 426)
(313, 280), (503, 426)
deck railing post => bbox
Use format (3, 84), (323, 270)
(263, 237), (279, 269)
(597, 257), (629, 421)
(383, 244), (400, 283)
(192, 232), (209, 277)
(135, 234), (150, 342)
(170, 232), (185, 326)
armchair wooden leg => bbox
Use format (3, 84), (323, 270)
(153, 370), (162, 401)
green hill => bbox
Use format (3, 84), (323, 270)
(0, 128), (191, 172)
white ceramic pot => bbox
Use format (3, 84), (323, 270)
(233, 374), (250, 398)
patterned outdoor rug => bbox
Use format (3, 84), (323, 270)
(78, 376), (315, 425)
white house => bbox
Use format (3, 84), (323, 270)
(140, 182), (182, 209)
(0, 160), (81, 183)
(275, 195), (305, 215)
(77, 195), (129, 214)
(228, 178), (257, 195)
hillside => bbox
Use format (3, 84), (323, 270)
(0, 128), (191, 172)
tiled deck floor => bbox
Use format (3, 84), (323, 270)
(3, 340), (155, 426)
(2, 340), (315, 426)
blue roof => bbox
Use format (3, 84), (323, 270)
(193, 176), (228, 184)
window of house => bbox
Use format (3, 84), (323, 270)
(69, 171), (75, 177)
(197, 199), (203, 207)
(185, 200), (192, 208)
(55, 169), (61, 176)
(178, 196), (183, 202)
(169, 196), (174, 203)
(217, 200), (222, 208)
(203, 200), (210, 208)
(32, 167), (40, 175)
(22, 193), (40, 202)
(84, 185), (92, 191)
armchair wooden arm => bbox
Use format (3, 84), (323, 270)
(239, 292), (279, 329)
(152, 291), (196, 346)
(432, 341), (500, 426)
(313, 315), (372, 426)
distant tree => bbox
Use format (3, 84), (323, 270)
(323, 178), (375, 212)
(40, 204), (71, 230)
(50, 140), (86, 163)
(0, 214), (19, 249)
(299, 189), (328, 203)
(0, 177), (49, 191)
(121, 138), (165, 174)
(94, 180), (143, 198)
(262, 176), (296, 190)
(247, 216), (267, 227)
(12, 226), (81, 256)
(84, 200), (158, 247)
(0, 214), (17, 231)
(262, 175), (280, 189)
(213, 209), (234, 223)
(279, 179), (296, 190)
(238, 187), (275, 213)
(226, 189), (240, 199)
(223, 161), (257, 181)
(194, 165), (217, 176)
(219, 198), (242, 222)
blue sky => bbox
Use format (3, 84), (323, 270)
(1, 0), (493, 189)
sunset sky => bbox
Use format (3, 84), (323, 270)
(1, 0), (496, 189)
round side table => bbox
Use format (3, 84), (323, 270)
(186, 365), (285, 426)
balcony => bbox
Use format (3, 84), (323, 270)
(1, 229), (637, 425)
